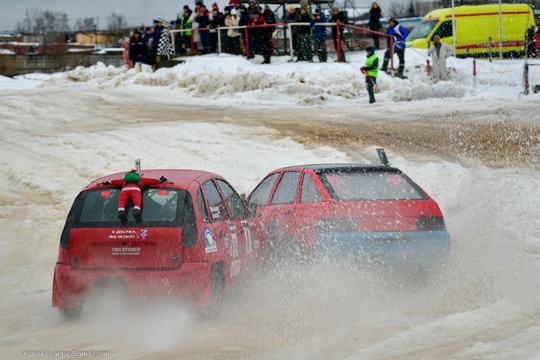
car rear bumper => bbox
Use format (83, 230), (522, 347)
(52, 261), (212, 309)
(314, 230), (451, 265)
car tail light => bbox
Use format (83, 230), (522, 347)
(316, 218), (358, 232)
(416, 216), (446, 231)
(56, 247), (71, 265)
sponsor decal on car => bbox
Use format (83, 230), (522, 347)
(108, 229), (140, 240)
(242, 221), (253, 253)
(204, 227), (218, 253)
(111, 247), (141, 256)
(230, 232), (239, 258)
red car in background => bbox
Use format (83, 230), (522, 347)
(52, 168), (266, 318)
(247, 149), (451, 268)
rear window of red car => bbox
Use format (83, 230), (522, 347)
(77, 188), (188, 225)
(318, 170), (427, 201)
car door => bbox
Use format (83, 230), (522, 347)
(263, 171), (301, 247)
(200, 179), (246, 287)
(291, 170), (335, 254)
(215, 179), (262, 277)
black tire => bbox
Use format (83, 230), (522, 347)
(198, 263), (225, 319)
(210, 263), (225, 312)
(58, 303), (83, 320)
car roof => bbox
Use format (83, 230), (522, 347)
(275, 163), (401, 172)
(83, 169), (220, 191)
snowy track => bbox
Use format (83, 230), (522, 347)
(1, 83), (540, 359)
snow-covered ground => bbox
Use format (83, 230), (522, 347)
(1, 49), (540, 359)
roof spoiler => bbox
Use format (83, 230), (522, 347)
(376, 148), (390, 167)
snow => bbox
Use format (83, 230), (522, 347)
(1, 49), (540, 359)
(21, 48), (540, 106)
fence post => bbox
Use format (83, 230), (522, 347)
(245, 26), (250, 60)
(488, 37), (492, 62)
(389, 36), (394, 76)
(524, 62), (529, 95)
(473, 58), (477, 92)
(217, 28), (222, 54)
(288, 23), (294, 59)
(336, 23), (342, 62)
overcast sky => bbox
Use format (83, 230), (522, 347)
(0, 0), (393, 32)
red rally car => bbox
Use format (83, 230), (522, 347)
(247, 149), (451, 267)
(52, 168), (266, 318)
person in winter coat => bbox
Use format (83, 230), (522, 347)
(248, 12), (272, 63)
(368, 2), (382, 49)
(380, 17), (407, 78)
(262, 6), (277, 62)
(151, 20), (165, 64)
(526, 26), (536, 58)
(129, 31), (148, 66)
(330, 7), (348, 62)
(360, 46), (379, 104)
(283, 6), (301, 55)
(195, 5), (211, 54)
(122, 40), (133, 68)
(427, 35), (454, 82)
(296, 8), (312, 62)
(177, 8), (193, 54)
(311, 9), (327, 62)
(226, 8), (244, 55)
(209, 8), (225, 53)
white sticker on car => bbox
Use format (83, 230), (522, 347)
(111, 247), (141, 256)
(230, 232), (239, 258)
(204, 227), (218, 253)
(230, 260), (241, 277)
(242, 221), (253, 253)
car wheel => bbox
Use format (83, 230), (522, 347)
(58, 303), (83, 320)
(210, 263), (225, 310)
(198, 262), (225, 318)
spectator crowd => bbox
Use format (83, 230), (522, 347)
(123, 0), (361, 68)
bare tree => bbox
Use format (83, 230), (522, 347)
(387, 2), (408, 19)
(406, 0), (419, 17)
(75, 17), (96, 32)
(16, 8), (70, 34)
(107, 12), (127, 37)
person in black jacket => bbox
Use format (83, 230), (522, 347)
(296, 8), (312, 62)
(368, 2), (382, 49)
(129, 31), (148, 65)
(526, 26), (536, 59)
(330, 7), (348, 62)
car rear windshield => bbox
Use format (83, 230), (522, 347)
(317, 169), (428, 201)
(76, 187), (189, 227)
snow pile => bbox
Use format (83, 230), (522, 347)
(36, 48), (538, 106)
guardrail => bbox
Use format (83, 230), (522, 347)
(171, 22), (351, 61)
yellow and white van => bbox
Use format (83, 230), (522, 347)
(406, 4), (535, 57)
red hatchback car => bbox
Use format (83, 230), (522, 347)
(52, 168), (266, 318)
(247, 150), (450, 267)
